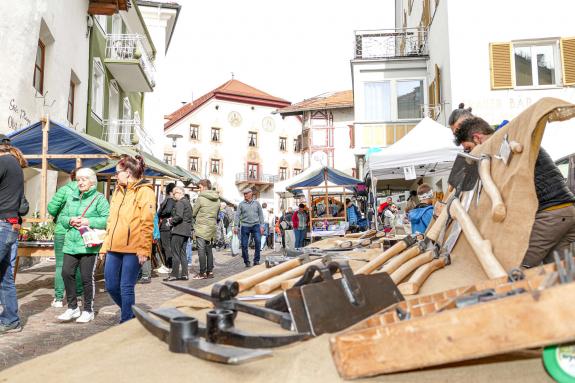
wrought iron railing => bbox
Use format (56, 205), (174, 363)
(105, 34), (156, 87)
(354, 28), (428, 59)
(235, 173), (278, 184)
(102, 119), (153, 148)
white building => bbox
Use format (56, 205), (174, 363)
(0, 0), (91, 133)
(162, 79), (302, 205)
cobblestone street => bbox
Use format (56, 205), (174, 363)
(0, 248), (261, 371)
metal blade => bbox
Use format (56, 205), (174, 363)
(163, 282), (215, 303)
(440, 186), (476, 255)
(186, 338), (272, 365)
(448, 154), (480, 192)
(132, 305), (170, 342)
(495, 134), (512, 165)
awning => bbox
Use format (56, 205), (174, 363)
(287, 166), (362, 189)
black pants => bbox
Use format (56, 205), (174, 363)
(197, 237), (214, 275)
(160, 231), (173, 268)
(170, 234), (188, 278)
(62, 253), (97, 312)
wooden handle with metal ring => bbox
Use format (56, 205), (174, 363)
(390, 250), (435, 284)
(479, 157), (506, 222)
(236, 258), (302, 292)
(449, 198), (507, 279)
(398, 258), (447, 295)
(378, 245), (423, 275)
(356, 240), (411, 275)
(426, 204), (448, 242)
(509, 141), (523, 153)
(254, 259), (324, 294)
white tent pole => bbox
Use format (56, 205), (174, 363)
(371, 169), (379, 231)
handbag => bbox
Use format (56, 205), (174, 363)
(78, 194), (106, 248)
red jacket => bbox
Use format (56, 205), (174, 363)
(292, 210), (308, 230)
(377, 202), (389, 214)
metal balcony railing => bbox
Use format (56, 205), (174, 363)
(102, 119), (153, 148)
(421, 104), (443, 120)
(235, 173), (278, 184)
(354, 28), (428, 59)
(105, 34), (156, 87)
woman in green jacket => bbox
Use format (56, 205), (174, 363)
(56, 168), (109, 323)
(47, 169), (83, 308)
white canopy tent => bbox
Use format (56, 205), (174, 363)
(364, 117), (462, 180)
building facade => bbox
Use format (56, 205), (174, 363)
(163, 79), (302, 205)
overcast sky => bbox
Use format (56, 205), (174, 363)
(161, 0), (395, 112)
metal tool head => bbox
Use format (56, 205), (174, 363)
(495, 134), (512, 166)
(448, 153), (481, 193)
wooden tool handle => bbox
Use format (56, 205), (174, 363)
(509, 141), (523, 153)
(236, 258), (302, 292)
(398, 258), (447, 295)
(254, 259), (324, 294)
(390, 251), (434, 284)
(479, 157), (506, 222)
(426, 205), (448, 242)
(379, 245), (422, 275)
(356, 240), (409, 275)
(281, 276), (301, 290)
(450, 198), (507, 279)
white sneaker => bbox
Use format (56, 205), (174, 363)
(57, 307), (81, 321)
(51, 299), (64, 308)
(76, 311), (94, 323)
(155, 266), (171, 274)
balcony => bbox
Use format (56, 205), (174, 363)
(235, 172), (278, 193)
(104, 34), (155, 92)
(102, 119), (153, 149)
(354, 28), (428, 60)
(301, 126), (334, 151)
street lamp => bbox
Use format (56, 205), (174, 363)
(166, 133), (183, 148)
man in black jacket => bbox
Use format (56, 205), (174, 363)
(454, 117), (575, 267)
(157, 183), (176, 271)
(165, 186), (193, 281)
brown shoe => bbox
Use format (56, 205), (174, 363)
(192, 273), (206, 280)
(206, 272), (214, 279)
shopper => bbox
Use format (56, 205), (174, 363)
(164, 186), (193, 281)
(157, 183), (176, 272)
(234, 188), (264, 267)
(138, 213), (162, 284)
(280, 207), (293, 249)
(101, 155), (155, 323)
(47, 168), (84, 307)
(0, 140), (26, 334)
(404, 190), (419, 214)
(192, 179), (220, 278)
(409, 184), (434, 234)
(292, 204), (308, 249)
(57, 168), (109, 323)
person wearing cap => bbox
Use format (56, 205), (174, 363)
(233, 188), (264, 267)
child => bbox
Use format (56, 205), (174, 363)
(409, 184), (434, 234)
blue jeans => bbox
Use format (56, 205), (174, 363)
(294, 229), (306, 248)
(186, 238), (193, 265)
(104, 252), (141, 323)
(240, 225), (261, 264)
(0, 223), (19, 326)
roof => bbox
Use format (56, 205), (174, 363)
(278, 90), (353, 116)
(136, 1), (181, 53)
(164, 79), (291, 129)
(287, 166), (362, 189)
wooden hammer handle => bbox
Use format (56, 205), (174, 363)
(426, 204), (448, 242)
(378, 245), (422, 275)
(254, 259), (324, 294)
(356, 240), (409, 275)
(479, 157), (506, 222)
(398, 258), (447, 295)
(390, 251), (434, 284)
(236, 258), (302, 292)
(450, 198), (506, 279)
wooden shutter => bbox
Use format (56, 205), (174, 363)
(489, 42), (513, 89)
(434, 64), (441, 104)
(561, 37), (575, 86)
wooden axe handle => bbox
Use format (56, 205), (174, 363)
(236, 258), (302, 292)
(281, 276), (301, 290)
(479, 157), (506, 222)
(390, 251), (434, 284)
(509, 141), (523, 153)
(398, 258), (447, 295)
(356, 240), (410, 275)
(450, 198), (507, 279)
(426, 205), (448, 242)
(254, 259), (324, 294)
(378, 245), (422, 275)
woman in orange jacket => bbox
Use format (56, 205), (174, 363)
(100, 155), (156, 323)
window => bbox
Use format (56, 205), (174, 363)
(33, 40), (45, 94)
(514, 44), (557, 87)
(352, 168), (358, 178)
(293, 138), (300, 152)
(211, 159), (221, 175)
(397, 80), (424, 119)
(248, 131), (257, 147)
(189, 156), (199, 173)
(279, 167), (287, 180)
(95, 15), (108, 33)
(364, 80), (424, 121)
(247, 163), (259, 180)
(67, 81), (75, 124)
(211, 127), (220, 142)
(91, 58), (105, 119)
(190, 124), (199, 140)
(293, 168), (302, 176)
(279, 137), (287, 151)
(164, 153), (173, 165)
(364, 81), (391, 121)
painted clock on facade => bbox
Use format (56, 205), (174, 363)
(262, 116), (275, 132)
(228, 111), (242, 127)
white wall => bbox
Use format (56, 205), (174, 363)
(0, 0), (90, 133)
(164, 98), (302, 206)
(332, 108), (356, 173)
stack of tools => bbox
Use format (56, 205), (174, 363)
(330, 250), (575, 379)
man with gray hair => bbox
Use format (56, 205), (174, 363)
(233, 188), (264, 267)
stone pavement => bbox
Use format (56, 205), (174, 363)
(0, 247), (273, 371)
